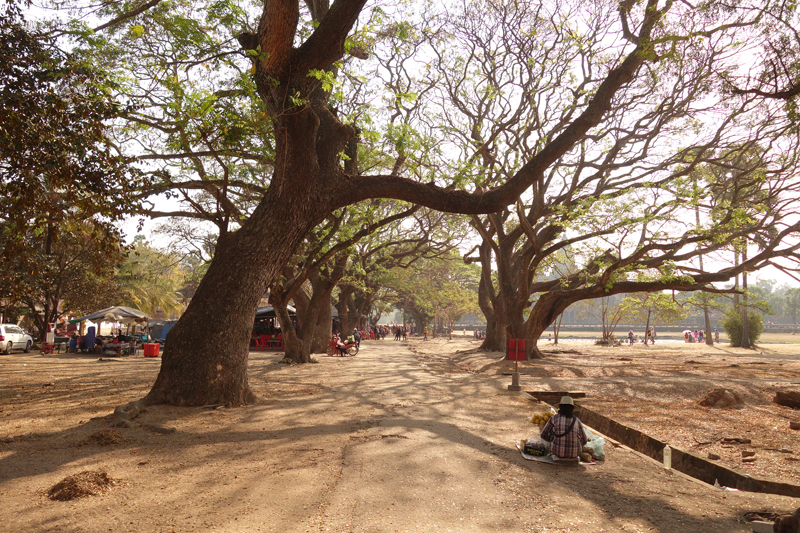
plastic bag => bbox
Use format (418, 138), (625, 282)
(583, 427), (606, 460)
(523, 436), (551, 456)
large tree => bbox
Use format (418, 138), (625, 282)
(416, 0), (800, 357)
(44, 0), (800, 410)
(268, 200), (424, 362)
(0, 5), (145, 336)
(383, 251), (481, 338)
(332, 209), (463, 334)
(0, 220), (127, 339)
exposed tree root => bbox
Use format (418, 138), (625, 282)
(108, 397), (177, 434)
(109, 397), (151, 428)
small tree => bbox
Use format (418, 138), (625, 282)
(575, 297), (627, 343)
(721, 308), (764, 347)
(620, 292), (688, 341)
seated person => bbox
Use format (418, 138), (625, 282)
(333, 335), (347, 356)
(540, 396), (588, 459)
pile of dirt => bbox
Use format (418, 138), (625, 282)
(699, 387), (746, 408)
(47, 470), (116, 501)
(774, 390), (800, 409)
(79, 428), (131, 446)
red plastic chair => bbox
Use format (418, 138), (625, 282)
(250, 336), (267, 352)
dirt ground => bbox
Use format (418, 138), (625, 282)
(1, 336), (799, 532)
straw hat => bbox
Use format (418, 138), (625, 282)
(559, 396), (574, 406)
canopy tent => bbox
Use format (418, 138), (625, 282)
(253, 305), (297, 336)
(255, 305), (295, 317)
(69, 306), (150, 325)
(148, 319), (179, 340)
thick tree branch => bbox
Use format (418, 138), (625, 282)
(295, 0), (368, 74)
(732, 83), (800, 100)
(336, 0), (664, 214)
(134, 151), (274, 165)
(257, 0), (300, 79)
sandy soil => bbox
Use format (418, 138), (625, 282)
(1, 337), (799, 533)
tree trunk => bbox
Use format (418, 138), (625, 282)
(311, 297), (333, 353)
(505, 303), (527, 358)
(146, 108), (326, 406)
(552, 313), (563, 345)
(408, 310), (426, 335)
(479, 318), (505, 352)
(336, 285), (358, 334)
(273, 293), (306, 362)
(741, 247), (751, 349)
(147, 226), (304, 405)
(295, 270), (339, 354)
(477, 274), (504, 351)
(525, 293), (577, 359)
(296, 280), (333, 359)
(733, 251), (740, 309)
(703, 303), (714, 346)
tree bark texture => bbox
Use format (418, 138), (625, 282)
(147, 194), (318, 404)
(148, 105), (333, 404)
(335, 285), (358, 334)
(304, 271), (337, 353)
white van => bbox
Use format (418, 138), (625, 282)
(0, 324), (33, 354)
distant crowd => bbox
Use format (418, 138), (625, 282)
(352, 325), (413, 341)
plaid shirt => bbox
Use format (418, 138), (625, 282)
(540, 414), (588, 459)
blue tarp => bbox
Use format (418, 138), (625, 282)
(148, 320), (178, 340)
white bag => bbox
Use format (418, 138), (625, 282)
(583, 427), (606, 460)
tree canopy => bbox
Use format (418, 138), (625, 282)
(16, 0), (800, 408)
(0, 5), (146, 247)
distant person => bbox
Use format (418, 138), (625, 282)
(423, 327), (428, 341)
(698, 330), (704, 343)
(714, 328), (719, 343)
(628, 330), (634, 345)
(540, 396), (588, 460)
(694, 329), (699, 342)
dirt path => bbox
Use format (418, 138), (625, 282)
(1, 338), (798, 532)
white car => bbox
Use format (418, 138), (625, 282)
(0, 324), (33, 354)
